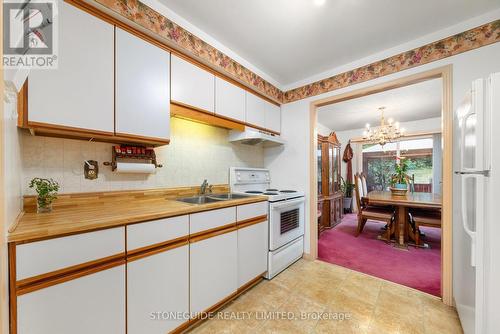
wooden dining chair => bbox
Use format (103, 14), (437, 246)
(354, 173), (394, 242)
(409, 209), (441, 246)
(360, 173), (368, 196)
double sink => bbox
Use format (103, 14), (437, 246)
(176, 193), (251, 205)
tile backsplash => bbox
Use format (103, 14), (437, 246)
(21, 117), (264, 195)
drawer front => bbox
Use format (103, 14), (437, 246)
(190, 207), (236, 234)
(237, 202), (268, 222)
(127, 215), (189, 252)
(16, 227), (125, 280)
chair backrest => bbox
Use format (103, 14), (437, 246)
(354, 173), (363, 211)
(361, 173), (368, 195)
(409, 174), (415, 193)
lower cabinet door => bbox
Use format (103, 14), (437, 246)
(127, 245), (189, 334)
(190, 231), (237, 314)
(17, 265), (125, 334)
(238, 221), (268, 287)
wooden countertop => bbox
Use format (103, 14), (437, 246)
(8, 186), (267, 244)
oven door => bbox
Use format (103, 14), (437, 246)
(269, 197), (305, 251)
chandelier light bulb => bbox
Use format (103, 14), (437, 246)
(401, 128), (406, 134)
(362, 107), (403, 145)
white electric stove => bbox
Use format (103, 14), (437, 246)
(229, 167), (305, 279)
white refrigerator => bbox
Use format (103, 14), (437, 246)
(455, 73), (499, 334)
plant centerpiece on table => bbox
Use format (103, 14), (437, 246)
(340, 176), (355, 213)
(29, 178), (60, 213)
(390, 157), (410, 195)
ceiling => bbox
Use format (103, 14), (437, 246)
(158, 0), (500, 86)
(317, 78), (442, 131)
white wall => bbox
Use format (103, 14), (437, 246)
(264, 43), (500, 316)
(317, 122), (332, 136)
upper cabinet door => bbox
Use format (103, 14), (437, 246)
(28, 2), (114, 133)
(245, 93), (266, 129)
(215, 77), (246, 122)
(265, 103), (281, 133)
(171, 55), (215, 112)
(115, 28), (170, 141)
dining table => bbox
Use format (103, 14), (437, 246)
(365, 190), (442, 249)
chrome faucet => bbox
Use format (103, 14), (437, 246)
(200, 179), (212, 195)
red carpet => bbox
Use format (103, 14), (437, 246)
(318, 214), (441, 296)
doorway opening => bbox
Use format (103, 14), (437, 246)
(308, 66), (453, 305)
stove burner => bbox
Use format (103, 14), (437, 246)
(266, 188), (279, 192)
(245, 191), (263, 194)
(263, 192), (279, 195)
(280, 190), (297, 193)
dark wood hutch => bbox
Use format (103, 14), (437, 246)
(317, 132), (343, 236)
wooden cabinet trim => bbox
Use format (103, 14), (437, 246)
(189, 224), (237, 244)
(171, 101), (280, 135)
(171, 102), (245, 132)
(15, 252), (125, 293)
(126, 237), (188, 262)
(236, 215), (267, 229)
(114, 132), (171, 144)
(9, 244), (17, 334)
(16, 256), (125, 296)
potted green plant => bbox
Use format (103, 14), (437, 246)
(340, 176), (355, 213)
(29, 178), (60, 213)
(390, 158), (410, 194)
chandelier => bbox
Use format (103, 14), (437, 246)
(363, 107), (405, 146)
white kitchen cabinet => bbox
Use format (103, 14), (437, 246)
(16, 227), (124, 280)
(265, 103), (281, 133)
(171, 55), (215, 112)
(245, 92), (267, 129)
(115, 28), (170, 140)
(245, 92), (281, 133)
(237, 221), (268, 287)
(28, 1), (114, 133)
(127, 215), (188, 252)
(127, 245), (189, 334)
(215, 77), (246, 122)
(190, 231), (238, 314)
(190, 207), (236, 235)
(17, 265), (125, 334)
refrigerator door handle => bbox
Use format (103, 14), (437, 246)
(460, 173), (485, 268)
(455, 170), (490, 176)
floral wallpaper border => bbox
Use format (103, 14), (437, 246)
(284, 19), (500, 103)
(93, 0), (499, 105)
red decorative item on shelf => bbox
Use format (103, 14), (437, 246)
(105, 145), (163, 171)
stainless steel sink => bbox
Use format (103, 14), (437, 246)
(175, 196), (221, 204)
(208, 193), (251, 200)
(176, 193), (251, 204)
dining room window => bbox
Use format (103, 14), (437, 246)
(362, 137), (434, 192)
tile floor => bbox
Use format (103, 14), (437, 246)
(188, 259), (463, 334)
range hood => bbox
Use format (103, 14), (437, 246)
(229, 127), (285, 146)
